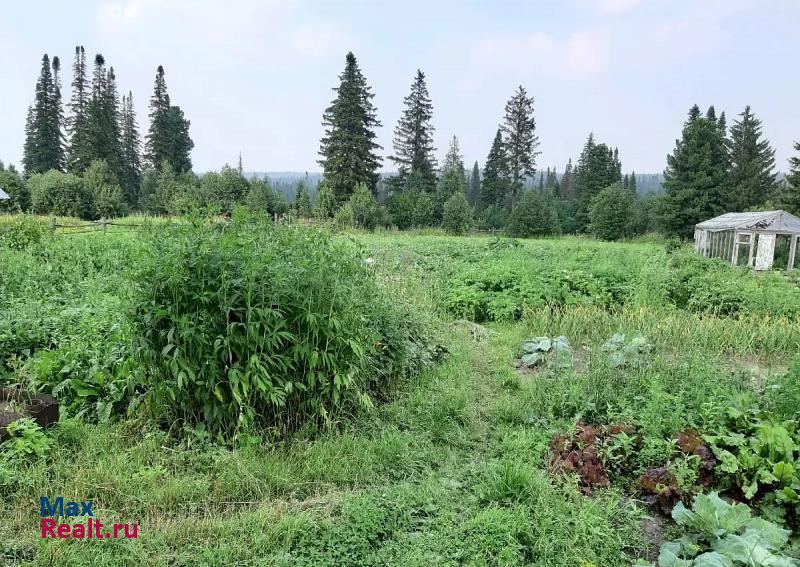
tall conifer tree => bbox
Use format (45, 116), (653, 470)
(500, 85), (539, 203)
(120, 92), (142, 205)
(67, 46), (92, 173)
(84, 56), (124, 178)
(389, 70), (437, 193)
(658, 105), (730, 237)
(22, 54), (64, 174)
(727, 106), (777, 210)
(561, 159), (575, 200)
(781, 142), (800, 215)
(145, 65), (193, 173)
(481, 129), (510, 208)
(467, 161), (481, 206)
(573, 133), (622, 231)
(318, 52), (382, 201)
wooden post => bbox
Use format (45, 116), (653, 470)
(789, 235), (798, 271)
(731, 232), (739, 266)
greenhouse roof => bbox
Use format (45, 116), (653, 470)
(695, 210), (800, 233)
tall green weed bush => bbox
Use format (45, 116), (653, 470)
(132, 211), (435, 438)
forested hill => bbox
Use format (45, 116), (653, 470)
(243, 171), (667, 201)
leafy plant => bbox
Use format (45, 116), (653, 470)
(519, 335), (572, 371)
(0, 215), (48, 250)
(635, 492), (799, 566)
(0, 417), (50, 460)
(703, 408), (800, 529)
(600, 332), (652, 368)
(132, 212), (436, 439)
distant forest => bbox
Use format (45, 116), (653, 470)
(248, 171), (667, 204)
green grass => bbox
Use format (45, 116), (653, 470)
(2, 224), (799, 565)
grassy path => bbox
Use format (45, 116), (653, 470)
(3, 327), (645, 566)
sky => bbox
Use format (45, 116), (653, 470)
(1, 0), (799, 175)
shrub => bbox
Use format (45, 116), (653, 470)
(413, 191), (435, 227)
(29, 170), (93, 219)
(506, 190), (560, 238)
(313, 182), (337, 220)
(294, 180), (312, 218)
(387, 190), (417, 230)
(0, 418), (51, 460)
(0, 215), (48, 250)
(132, 212), (434, 439)
(589, 183), (635, 241)
(83, 159), (126, 219)
(334, 202), (355, 229)
(348, 183), (378, 229)
(0, 168), (30, 212)
(199, 165), (248, 215)
(477, 205), (508, 230)
(441, 192), (472, 235)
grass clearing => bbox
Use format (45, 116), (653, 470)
(2, 225), (799, 565)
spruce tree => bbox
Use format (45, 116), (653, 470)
(573, 133), (622, 232)
(467, 161), (481, 206)
(318, 52), (382, 202)
(561, 159), (575, 200)
(67, 46), (93, 173)
(22, 106), (35, 174)
(294, 180), (312, 217)
(443, 136), (466, 182)
(545, 167), (558, 194)
(145, 65), (170, 167)
(658, 105), (730, 238)
(120, 92), (142, 205)
(481, 129), (510, 208)
(781, 142), (800, 215)
(165, 106), (193, 173)
(85, 55), (124, 177)
(389, 70), (437, 193)
(22, 54), (64, 174)
(50, 56), (66, 171)
(727, 106), (777, 210)
(501, 85), (539, 203)
(629, 170), (637, 194)
(145, 66), (194, 173)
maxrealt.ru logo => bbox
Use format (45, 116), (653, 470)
(40, 497), (138, 540)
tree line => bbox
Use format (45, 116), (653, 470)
(6, 46), (193, 218)
(3, 50), (800, 239)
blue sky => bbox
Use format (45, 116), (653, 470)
(1, 0), (798, 174)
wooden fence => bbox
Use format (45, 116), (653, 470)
(50, 217), (146, 235)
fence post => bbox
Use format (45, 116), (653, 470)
(49, 218), (55, 235)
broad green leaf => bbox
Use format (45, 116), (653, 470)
(744, 517), (790, 549)
(713, 530), (774, 565)
(521, 353), (544, 367)
(692, 552), (734, 567)
(772, 462), (795, 485)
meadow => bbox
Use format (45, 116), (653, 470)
(1, 215), (799, 566)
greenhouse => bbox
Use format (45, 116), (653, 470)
(694, 210), (800, 271)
